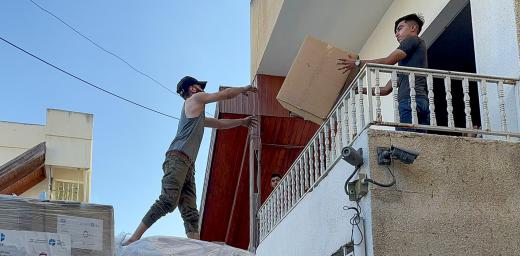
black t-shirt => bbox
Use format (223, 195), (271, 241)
(396, 36), (428, 101)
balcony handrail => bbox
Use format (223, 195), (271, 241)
(258, 64), (520, 241)
(364, 63), (518, 83)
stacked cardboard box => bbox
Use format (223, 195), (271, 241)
(277, 36), (359, 124)
(0, 195), (114, 255)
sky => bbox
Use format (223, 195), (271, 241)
(0, 0), (250, 238)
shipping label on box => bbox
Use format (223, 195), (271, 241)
(57, 215), (103, 251)
(0, 229), (71, 256)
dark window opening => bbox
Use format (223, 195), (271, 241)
(427, 3), (480, 134)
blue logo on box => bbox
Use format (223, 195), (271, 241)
(0, 233), (5, 242)
(48, 239), (56, 246)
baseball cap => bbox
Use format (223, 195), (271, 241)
(176, 76), (207, 96)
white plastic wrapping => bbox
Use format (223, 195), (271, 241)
(116, 235), (254, 256)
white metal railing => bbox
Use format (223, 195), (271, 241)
(258, 63), (520, 241)
(51, 179), (82, 201)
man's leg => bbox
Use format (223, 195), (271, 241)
(397, 99), (412, 131)
(123, 156), (190, 245)
(178, 165), (200, 239)
(416, 97), (431, 126)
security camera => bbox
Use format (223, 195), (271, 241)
(341, 146), (363, 167)
(377, 146), (419, 165)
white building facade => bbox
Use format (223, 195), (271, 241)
(251, 0), (520, 255)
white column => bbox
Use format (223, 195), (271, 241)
(318, 131), (325, 177)
(351, 89), (358, 136)
(335, 110), (342, 155)
(374, 68), (382, 122)
(392, 71), (400, 123)
(498, 80), (508, 132)
(324, 123), (330, 169)
(480, 79), (491, 131)
(343, 97), (351, 144)
(409, 72), (418, 125)
(445, 76), (455, 128)
(427, 74), (436, 126)
(462, 77), (473, 129)
(357, 76), (366, 127)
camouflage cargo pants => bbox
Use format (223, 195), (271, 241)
(142, 152), (199, 233)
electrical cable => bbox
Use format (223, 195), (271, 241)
(29, 0), (215, 118)
(344, 166), (360, 196)
(343, 201), (364, 255)
(352, 202), (363, 246)
(0, 35), (180, 120)
(364, 166), (396, 188)
(29, 0), (176, 95)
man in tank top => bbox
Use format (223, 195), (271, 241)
(123, 76), (257, 245)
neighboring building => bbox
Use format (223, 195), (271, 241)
(0, 109), (93, 202)
(201, 0), (520, 255)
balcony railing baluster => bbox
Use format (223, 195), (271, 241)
(427, 74), (437, 126)
(258, 64), (520, 241)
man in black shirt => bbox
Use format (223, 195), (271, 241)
(337, 13), (430, 128)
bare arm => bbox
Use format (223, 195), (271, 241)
(339, 49), (405, 96)
(193, 86), (257, 104)
(361, 49), (407, 66)
(337, 49), (407, 73)
(204, 116), (258, 129)
(360, 80), (393, 96)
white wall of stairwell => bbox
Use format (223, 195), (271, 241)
(256, 132), (370, 256)
(471, 0), (520, 134)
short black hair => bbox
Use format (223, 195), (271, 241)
(394, 13), (424, 34)
(271, 173), (282, 179)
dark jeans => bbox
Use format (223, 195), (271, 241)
(397, 97), (430, 132)
(142, 154), (199, 233)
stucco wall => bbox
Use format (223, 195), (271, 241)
(250, 0), (284, 80)
(256, 128), (520, 256)
(367, 129), (520, 255)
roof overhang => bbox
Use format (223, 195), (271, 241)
(257, 0), (394, 76)
(0, 142), (46, 195)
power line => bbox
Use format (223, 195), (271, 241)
(28, 0), (215, 118)
(0, 35), (180, 120)
(29, 0), (176, 95)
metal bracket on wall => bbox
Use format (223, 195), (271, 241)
(347, 173), (368, 201)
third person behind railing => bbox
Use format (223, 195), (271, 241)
(337, 13), (430, 132)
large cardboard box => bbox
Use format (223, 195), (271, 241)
(277, 36), (358, 124)
(0, 195), (114, 256)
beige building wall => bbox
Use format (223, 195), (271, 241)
(0, 122), (44, 164)
(45, 109), (93, 169)
(250, 0), (284, 80)
(0, 109), (93, 202)
(366, 129), (520, 255)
